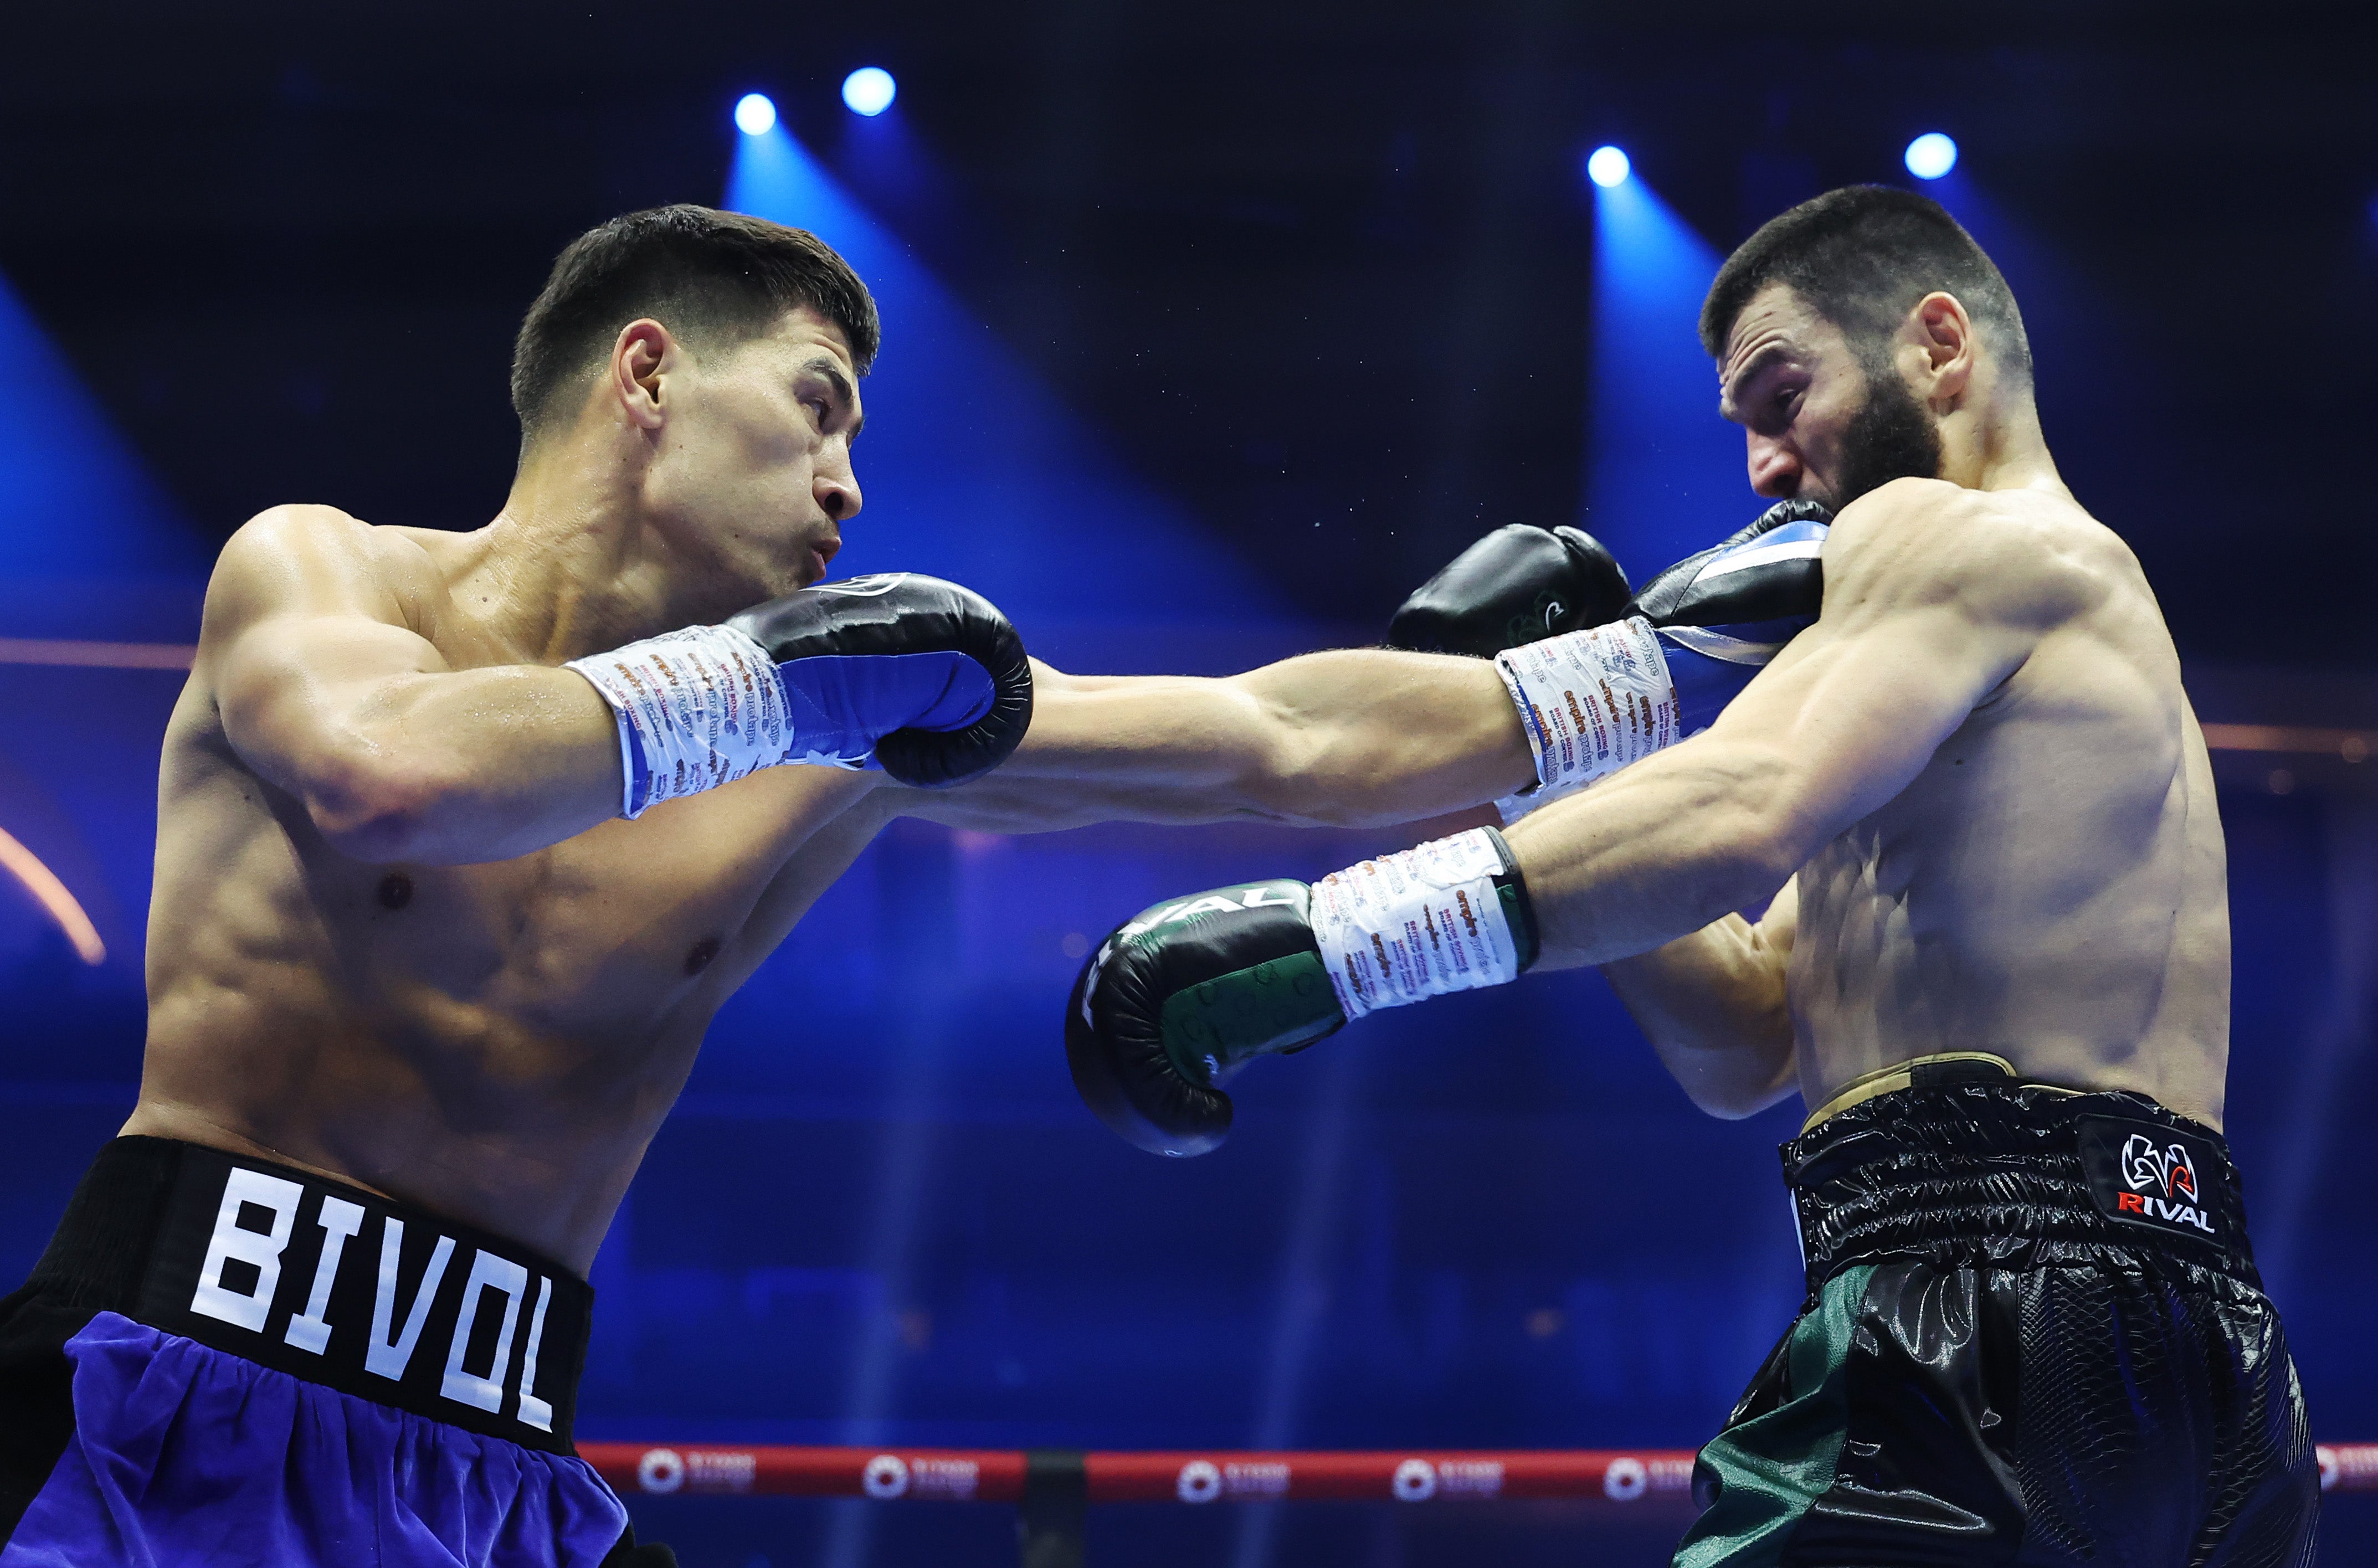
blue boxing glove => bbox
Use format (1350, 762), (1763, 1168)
(726, 574), (1031, 787)
(568, 573), (1033, 817)
(1491, 501), (1827, 818)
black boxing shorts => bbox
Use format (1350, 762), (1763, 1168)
(1673, 1059), (2317, 1568)
(0, 1136), (671, 1566)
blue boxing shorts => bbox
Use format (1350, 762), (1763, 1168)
(0, 1137), (655, 1566)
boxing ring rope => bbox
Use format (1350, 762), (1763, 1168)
(581, 1442), (1703, 1506)
(582, 1441), (2378, 1565)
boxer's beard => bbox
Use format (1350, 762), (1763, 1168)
(1829, 357), (1944, 508)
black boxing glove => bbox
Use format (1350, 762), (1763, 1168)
(568, 572), (1033, 815)
(1386, 524), (1633, 658)
(1067, 827), (1537, 1156)
(1620, 498), (1831, 734)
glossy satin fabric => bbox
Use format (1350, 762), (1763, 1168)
(1677, 1083), (2317, 1567)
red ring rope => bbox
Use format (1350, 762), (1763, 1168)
(579, 1443), (2378, 1504)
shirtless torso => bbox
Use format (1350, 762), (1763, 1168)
(1783, 488), (2225, 1123)
(132, 519), (890, 1271)
(1583, 277), (2228, 1129)
(126, 501), (1529, 1274)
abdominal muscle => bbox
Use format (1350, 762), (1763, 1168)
(1784, 604), (2232, 1128)
(127, 681), (878, 1274)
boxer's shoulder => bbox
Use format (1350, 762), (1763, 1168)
(1822, 479), (2121, 636)
(202, 505), (450, 650)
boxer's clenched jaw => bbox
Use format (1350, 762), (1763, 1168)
(1717, 281), (1943, 513)
(1831, 354), (1944, 508)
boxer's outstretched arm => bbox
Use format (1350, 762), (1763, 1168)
(209, 507), (622, 864)
(887, 649), (1534, 832)
(1506, 479), (2094, 970)
(1601, 880), (1799, 1118)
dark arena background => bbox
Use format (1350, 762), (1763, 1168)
(4, 4), (2376, 1565)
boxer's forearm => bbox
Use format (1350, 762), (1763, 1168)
(945, 651), (1532, 830)
(327, 666), (624, 862)
(1503, 736), (1804, 969)
(242, 662), (625, 865)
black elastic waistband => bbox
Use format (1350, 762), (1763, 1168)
(29, 1136), (592, 1453)
(1782, 1081), (2261, 1296)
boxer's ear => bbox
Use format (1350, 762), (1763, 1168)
(609, 318), (676, 431)
(1906, 291), (1976, 408)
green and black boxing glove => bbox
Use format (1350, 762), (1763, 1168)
(1066, 827), (1539, 1156)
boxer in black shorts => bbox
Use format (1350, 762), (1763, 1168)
(1683, 1060), (2307, 1565)
(1066, 187), (2317, 1564)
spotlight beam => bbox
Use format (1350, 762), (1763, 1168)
(0, 825), (105, 965)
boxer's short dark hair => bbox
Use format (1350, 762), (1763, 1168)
(1700, 186), (2031, 384)
(510, 204), (880, 444)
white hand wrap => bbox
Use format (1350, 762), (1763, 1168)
(566, 623), (796, 819)
(1491, 618), (1678, 822)
(1311, 828), (1526, 1022)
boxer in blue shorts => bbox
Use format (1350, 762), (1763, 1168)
(0, 204), (1621, 1564)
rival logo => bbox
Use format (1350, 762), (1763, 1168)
(2116, 1133), (2213, 1234)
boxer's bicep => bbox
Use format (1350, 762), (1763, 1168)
(1502, 500), (2073, 969)
(1697, 506), (2062, 867)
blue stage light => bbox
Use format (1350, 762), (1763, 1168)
(734, 93), (777, 137)
(1586, 146), (1631, 188)
(1904, 132), (1958, 180)
(842, 67), (896, 117)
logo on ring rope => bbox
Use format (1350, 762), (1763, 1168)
(1392, 1459), (1437, 1502)
(1603, 1456), (1648, 1502)
(636, 1448), (685, 1494)
(862, 1454), (911, 1499)
(1176, 1460), (1222, 1503)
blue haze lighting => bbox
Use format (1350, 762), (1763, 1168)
(1904, 132), (1959, 180)
(841, 66), (896, 117)
(733, 92), (776, 136)
(1586, 170), (1743, 569)
(1586, 145), (1631, 188)
(718, 141), (1288, 1566)
(722, 120), (1283, 626)
(0, 269), (201, 594)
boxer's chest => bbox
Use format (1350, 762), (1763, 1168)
(330, 766), (872, 1027)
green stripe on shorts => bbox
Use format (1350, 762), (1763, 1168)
(1671, 1264), (1872, 1568)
